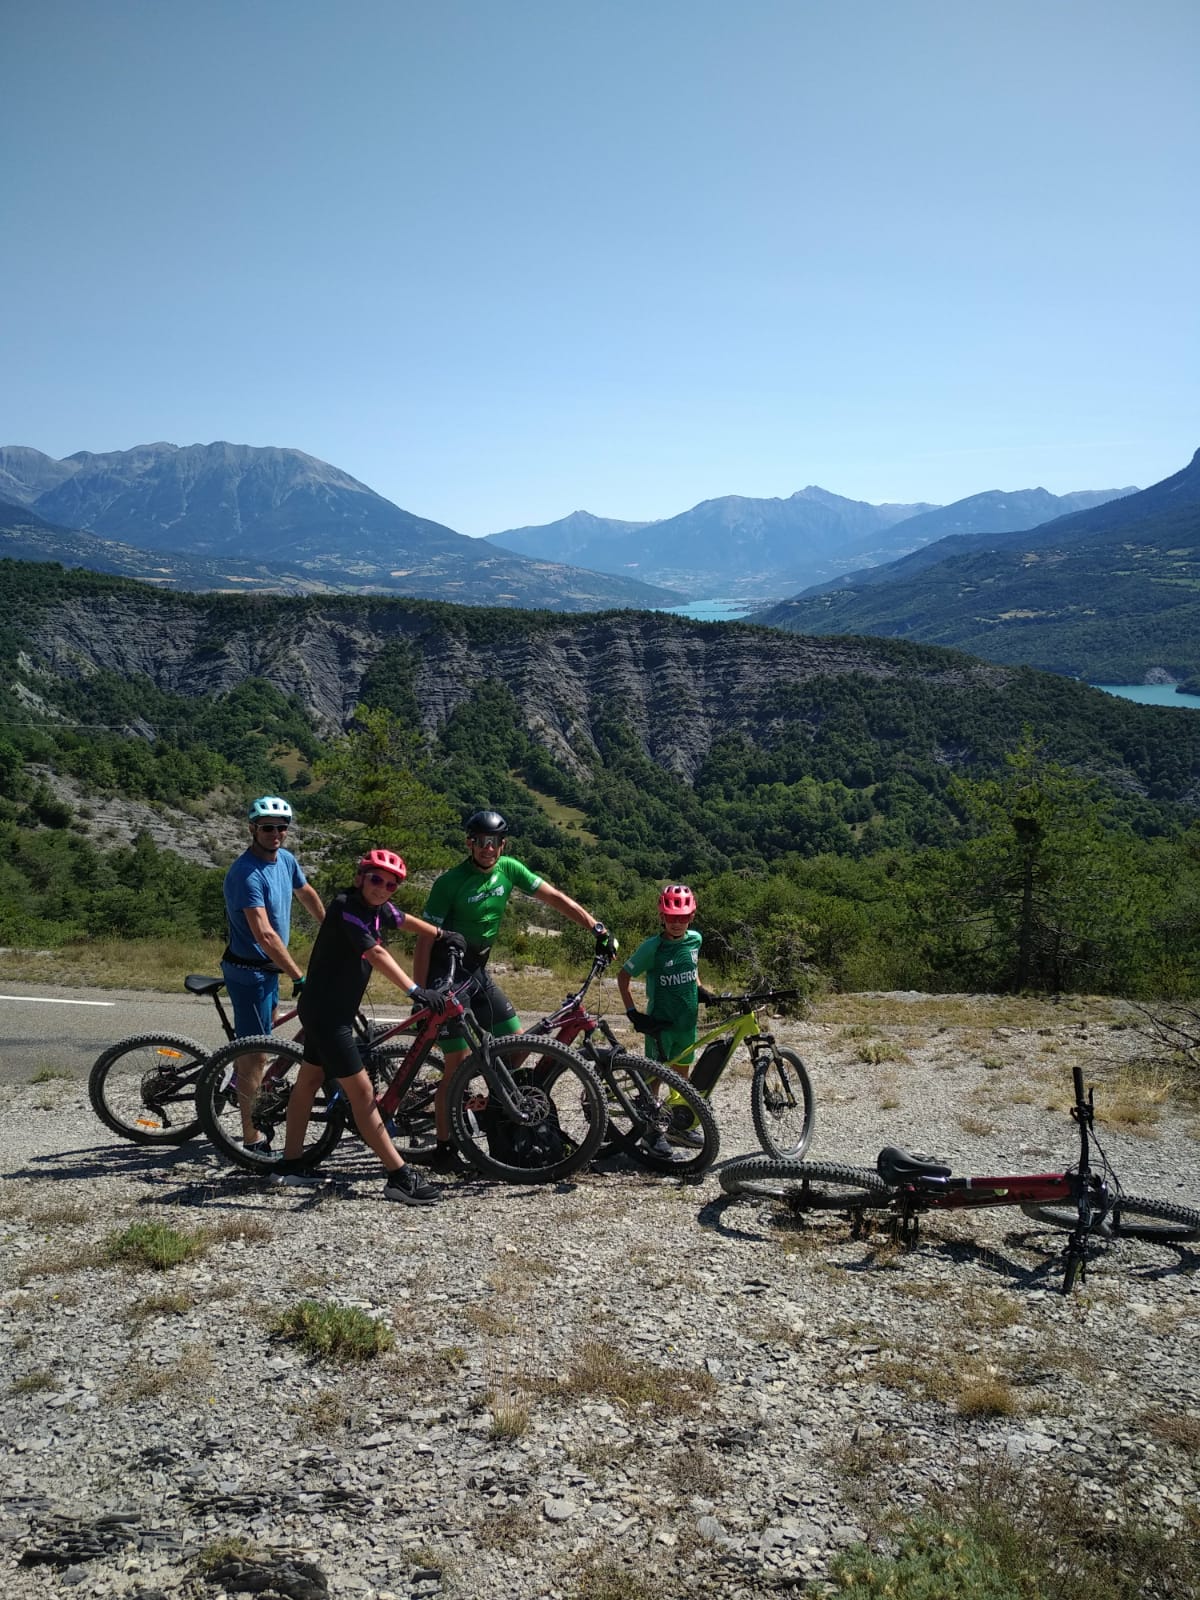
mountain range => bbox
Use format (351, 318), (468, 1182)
(487, 489), (937, 601)
(484, 485), (1140, 601)
(0, 444), (680, 611)
(3, 440), (1139, 611)
(755, 450), (1200, 683)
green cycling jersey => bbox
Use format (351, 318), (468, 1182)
(422, 854), (543, 952)
(622, 928), (702, 1062)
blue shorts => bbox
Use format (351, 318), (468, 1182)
(221, 964), (279, 1037)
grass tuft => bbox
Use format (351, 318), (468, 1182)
(104, 1221), (207, 1270)
(10, 1370), (60, 1395)
(551, 1339), (716, 1414)
(271, 1299), (393, 1362)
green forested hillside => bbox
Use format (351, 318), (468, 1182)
(2, 561), (1199, 998)
(760, 535), (1200, 681)
(758, 450), (1200, 682)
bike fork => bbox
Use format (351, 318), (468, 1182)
(1061, 1227), (1089, 1293)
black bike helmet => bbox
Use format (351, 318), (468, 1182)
(465, 808), (509, 839)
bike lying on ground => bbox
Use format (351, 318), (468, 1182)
(86, 977), (366, 1147)
(650, 990), (814, 1160)
(529, 950), (719, 1178)
(193, 952), (607, 1184)
(719, 1066), (1200, 1292)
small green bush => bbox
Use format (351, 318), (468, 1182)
(832, 1518), (1023, 1598)
(272, 1299), (393, 1362)
(104, 1222), (205, 1270)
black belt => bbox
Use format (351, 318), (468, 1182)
(221, 946), (281, 973)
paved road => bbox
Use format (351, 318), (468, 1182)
(0, 981), (232, 1084)
(0, 982), (413, 1085)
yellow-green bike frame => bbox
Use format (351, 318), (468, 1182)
(657, 991), (815, 1160)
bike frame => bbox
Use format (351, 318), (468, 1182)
(347, 956), (577, 1131)
(660, 1008), (759, 1079)
(859, 1068), (1103, 1284)
(529, 950), (621, 1057)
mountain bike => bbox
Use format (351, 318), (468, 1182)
(719, 1066), (1200, 1292)
(527, 950), (719, 1178)
(193, 952), (607, 1185)
(651, 990), (814, 1160)
(88, 976), (302, 1146)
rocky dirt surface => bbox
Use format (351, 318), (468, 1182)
(2, 992), (1199, 1600)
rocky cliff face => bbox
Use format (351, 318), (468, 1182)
(26, 591), (1008, 782)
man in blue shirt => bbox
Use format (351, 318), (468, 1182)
(222, 795), (325, 1150)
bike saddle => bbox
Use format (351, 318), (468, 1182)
(876, 1146), (953, 1182)
(185, 975), (225, 996)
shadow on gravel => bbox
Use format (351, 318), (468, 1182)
(5, 1141), (201, 1182)
(695, 1192), (779, 1243)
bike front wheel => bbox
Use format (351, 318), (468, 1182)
(750, 1047), (815, 1160)
(368, 1042), (444, 1158)
(88, 1033), (208, 1145)
(600, 1053), (719, 1178)
(195, 1036), (347, 1174)
(720, 1156), (891, 1211)
(447, 1035), (606, 1184)
(1022, 1193), (1200, 1244)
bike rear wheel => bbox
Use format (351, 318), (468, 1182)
(1022, 1193), (1200, 1244)
(720, 1156), (891, 1211)
(599, 1053), (719, 1178)
(750, 1047), (815, 1160)
(88, 1033), (207, 1145)
(447, 1035), (606, 1183)
(195, 1036), (347, 1174)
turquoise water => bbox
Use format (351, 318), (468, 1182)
(1095, 684), (1200, 710)
(659, 598), (756, 621)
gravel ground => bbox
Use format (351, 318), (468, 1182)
(2, 992), (1199, 1600)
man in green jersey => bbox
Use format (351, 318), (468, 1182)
(412, 808), (615, 1170)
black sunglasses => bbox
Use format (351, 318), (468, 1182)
(470, 833), (504, 848)
(364, 871), (400, 890)
(256, 822), (289, 833)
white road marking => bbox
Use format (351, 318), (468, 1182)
(0, 995), (116, 1007)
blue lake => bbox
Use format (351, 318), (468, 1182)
(1094, 684), (1200, 710)
(659, 598), (757, 621)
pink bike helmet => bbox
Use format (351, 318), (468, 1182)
(659, 884), (697, 917)
(357, 848), (407, 882)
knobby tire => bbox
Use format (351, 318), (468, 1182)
(1022, 1193), (1200, 1244)
(195, 1036), (346, 1174)
(447, 1035), (606, 1184)
(598, 1052), (719, 1178)
(720, 1156), (891, 1211)
(750, 1047), (815, 1161)
(88, 1033), (208, 1145)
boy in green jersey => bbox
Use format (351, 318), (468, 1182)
(617, 883), (715, 1069)
(412, 808), (615, 1170)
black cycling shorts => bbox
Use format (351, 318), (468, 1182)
(438, 966), (519, 1048)
(301, 1018), (365, 1080)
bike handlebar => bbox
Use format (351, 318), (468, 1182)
(704, 989), (800, 1007)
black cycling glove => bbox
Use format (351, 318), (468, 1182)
(626, 1007), (665, 1037)
(696, 985), (716, 1005)
(409, 984), (446, 1013)
(436, 929), (468, 954)
(290, 976), (307, 999)
(592, 922), (618, 957)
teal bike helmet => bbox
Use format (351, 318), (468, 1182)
(248, 796), (293, 822)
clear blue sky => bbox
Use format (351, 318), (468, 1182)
(4, 0), (1197, 534)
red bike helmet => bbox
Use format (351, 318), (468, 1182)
(357, 848), (407, 882)
(659, 883), (697, 918)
